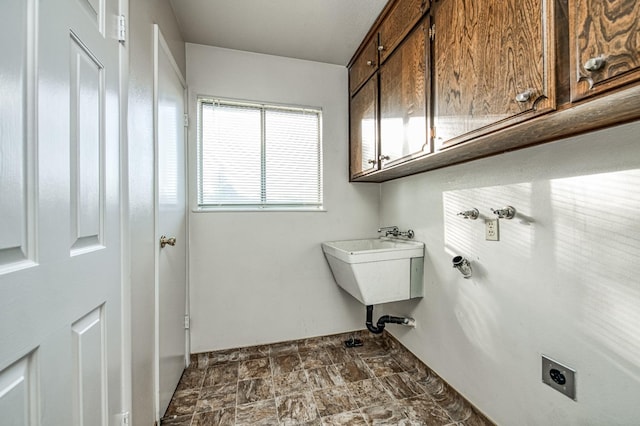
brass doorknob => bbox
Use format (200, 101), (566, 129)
(160, 235), (176, 248)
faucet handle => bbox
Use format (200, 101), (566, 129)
(457, 208), (479, 220)
(400, 229), (415, 239)
(491, 206), (516, 220)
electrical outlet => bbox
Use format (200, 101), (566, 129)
(542, 355), (576, 400)
(485, 219), (499, 241)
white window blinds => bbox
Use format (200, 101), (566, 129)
(197, 98), (323, 209)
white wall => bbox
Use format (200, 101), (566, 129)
(127, 1), (184, 424)
(381, 121), (640, 425)
(186, 44), (380, 353)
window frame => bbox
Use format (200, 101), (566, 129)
(195, 96), (324, 212)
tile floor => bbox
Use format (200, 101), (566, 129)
(161, 331), (492, 426)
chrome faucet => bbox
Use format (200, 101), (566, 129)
(378, 226), (415, 239)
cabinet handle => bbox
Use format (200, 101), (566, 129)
(515, 89), (534, 103)
(367, 159), (377, 164)
(584, 56), (605, 72)
(366, 60), (376, 67)
(378, 45), (385, 51)
(379, 154), (390, 161)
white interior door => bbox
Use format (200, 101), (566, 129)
(154, 25), (188, 419)
(0, 0), (123, 424)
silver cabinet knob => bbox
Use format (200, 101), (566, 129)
(515, 89), (533, 103)
(378, 45), (385, 51)
(379, 154), (390, 161)
(367, 159), (377, 164)
(584, 56), (605, 72)
(366, 60), (375, 67)
(160, 235), (176, 248)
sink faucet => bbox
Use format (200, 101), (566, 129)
(378, 226), (399, 236)
(378, 226), (415, 239)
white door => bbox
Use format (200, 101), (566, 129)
(154, 25), (188, 419)
(0, 0), (123, 424)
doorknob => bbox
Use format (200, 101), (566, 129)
(160, 235), (176, 248)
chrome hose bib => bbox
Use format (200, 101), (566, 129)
(452, 256), (472, 279)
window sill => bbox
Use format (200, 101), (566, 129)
(192, 207), (327, 213)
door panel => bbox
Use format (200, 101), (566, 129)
(433, 0), (555, 149)
(349, 37), (379, 95)
(0, 0), (122, 424)
(378, 0), (427, 63)
(70, 34), (104, 253)
(379, 17), (430, 167)
(154, 25), (188, 419)
(0, 0), (35, 271)
(0, 354), (37, 425)
(71, 306), (107, 426)
(349, 76), (378, 179)
(570, 0), (640, 101)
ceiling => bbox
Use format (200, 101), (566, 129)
(168, 0), (388, 66)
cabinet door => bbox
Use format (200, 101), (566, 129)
(433, 0), (555, 148)
(379, 17), (430, 167)
(378, 0), (428, 63)
(570, 0), (640, 101)
(349, 38), (379, 95)
(350, 77), (378, 178)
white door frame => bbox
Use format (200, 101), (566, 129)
(118, 0), (132, 422)
(152, 23), (189, 422)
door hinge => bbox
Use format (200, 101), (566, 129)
(183, 114), (189, 128)
(184, 315), (190, 330)
(120, 411), (130, 426)
(117, 15), (126, 44)
(429, 24), (435, 41)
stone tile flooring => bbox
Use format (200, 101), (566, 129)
(161, 331), (492, 425)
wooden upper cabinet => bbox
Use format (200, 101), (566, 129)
(349, 38), (379, 95)
(350, 76), (378, 178)
(433, 0), (556, 149)
(378, 0), (428, 63)
(569, 0), (640, 101)
(379, 16), (430, 167)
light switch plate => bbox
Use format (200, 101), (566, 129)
(542, 355), (576, 400)
(485, 219), (499, 241)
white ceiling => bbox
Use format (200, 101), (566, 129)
(168, 0), (388, 66)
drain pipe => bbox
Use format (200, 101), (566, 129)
(365, 305), (413, 334)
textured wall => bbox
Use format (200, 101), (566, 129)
(381, 121), (640, 425)
(186, 44), (380, 353)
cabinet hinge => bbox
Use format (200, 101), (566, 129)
(117, 15), (126, 44)
(184, 315), (190, 330)
(183, 114), (189, 128)
(429, 24), (435, 41)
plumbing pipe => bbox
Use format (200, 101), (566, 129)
(365, 305), (411, 334)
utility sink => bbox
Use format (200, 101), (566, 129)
(322, 238), (424, 305)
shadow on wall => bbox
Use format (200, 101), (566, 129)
(442, 169), (640, 381)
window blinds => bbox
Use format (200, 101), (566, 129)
(198, 99), (322, 209)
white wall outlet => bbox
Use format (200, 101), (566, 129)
(485, 218), (499, 241)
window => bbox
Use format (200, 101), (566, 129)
(197, 98), (323, 210)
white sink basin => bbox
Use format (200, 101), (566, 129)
(322, 238), (424, 263)
(322, 238), (424, 305)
